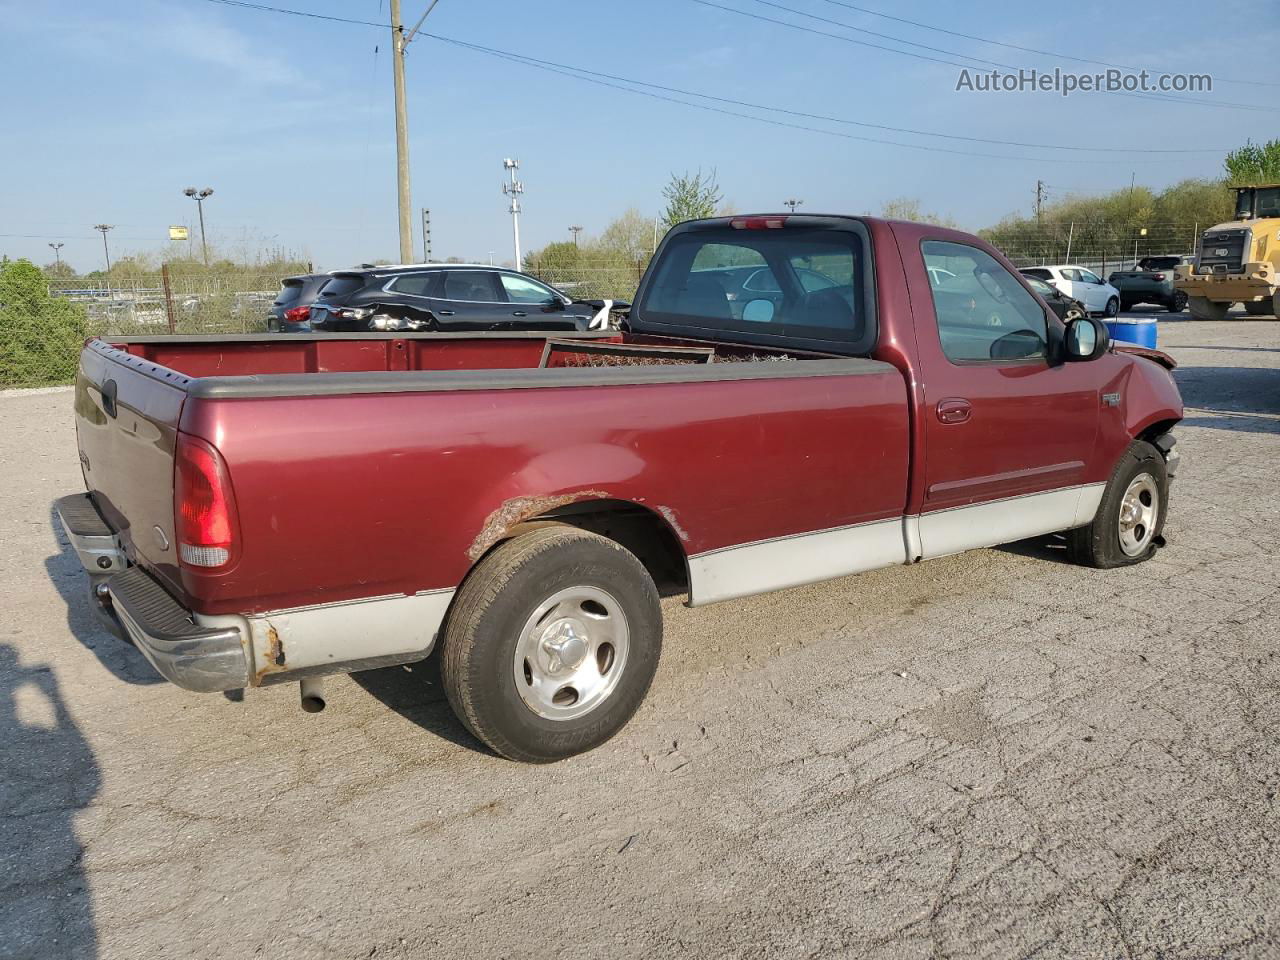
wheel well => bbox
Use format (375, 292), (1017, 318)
(1137, 418), (1180, 445)
(508, 499), (690, 598)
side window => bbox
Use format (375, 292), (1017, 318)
(1078, 269), (1102, 285)
(500, 273), (557, 304)
(388, 272), (442, 297)
(443, 270), (503, 302)
(922, 240), (1048, 363)
(1061, 268), (1083, 283)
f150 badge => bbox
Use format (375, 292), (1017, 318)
(1102, 392), (1121, 407)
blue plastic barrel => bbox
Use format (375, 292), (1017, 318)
(1104, 317), (1158, 349)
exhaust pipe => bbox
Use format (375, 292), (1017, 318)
(299, 677), (326, 713)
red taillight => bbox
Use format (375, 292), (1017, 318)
(175, 434), (239, 569)
(730, 216), (788, 230)
(1152, 273), (1166, 281)
(283, 305), (310, 323)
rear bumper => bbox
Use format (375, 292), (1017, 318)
(56, 493), (250, 692)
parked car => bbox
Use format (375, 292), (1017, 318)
(1020, 264), (1121, 317)
(1109, 256), (1194, 313)
(1020, 272), (1088, 321)
(267, 273), (331, 332)
(59, 214), (1183, 762)
(307, 264), (609, 333)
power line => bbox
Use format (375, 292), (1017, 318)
(200, 0), (382, 27)
(813, 0), (1280, 89)
(689, 0), (1279, 113)
(436, 36), (1221, 156)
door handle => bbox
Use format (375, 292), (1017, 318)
(437, 309), (455, 316)
(511, 311), (527, 317)
(936, 398), (972, 424)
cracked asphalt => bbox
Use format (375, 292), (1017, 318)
(1, 318), (1277, 959)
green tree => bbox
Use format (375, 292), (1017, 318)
(42, 261), (77, 279)
(0, 258), (87, 387)
(879, 197), (958, 227)
(661, 169), (722, 229)
(1224, 139), (1280, 184)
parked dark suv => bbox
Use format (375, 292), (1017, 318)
(308, 264), (606, 333)
(267, 274), (331, 332)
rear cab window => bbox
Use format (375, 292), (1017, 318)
(634, 219), (875, 354)
(922, 240), (1048, 363)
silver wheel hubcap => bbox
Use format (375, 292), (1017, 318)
(513, 586), (629, 721)
(1118, 473), (1159, 557)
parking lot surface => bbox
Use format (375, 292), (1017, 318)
(1, 317), (1277, 960)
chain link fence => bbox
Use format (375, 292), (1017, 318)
(985, 221), (1203, 275)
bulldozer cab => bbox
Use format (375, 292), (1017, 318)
(1232, 184), (1280, 221)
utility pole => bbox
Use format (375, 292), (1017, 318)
(390, 0), (413, 263)
(94, 224), (114, 273)
(502, 158), (524, 270)
(569, 225), (583, 246)
(784, 198), (803, 213)
(48, 242), (64, 269)
(1034, 180), (1046, 223)
(421, 207), (432, 262)
(183, 187), (214, 265)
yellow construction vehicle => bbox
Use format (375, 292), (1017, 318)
(1175, 184), (1280, 319)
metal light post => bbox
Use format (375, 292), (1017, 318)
(93, 225), (114, 273)
(569, 225), (583, 247)
(48, 242), (64, 269)
(183, 187), (214, 266)
(784, 198), (804, 213)
(502, 158), (523, 270)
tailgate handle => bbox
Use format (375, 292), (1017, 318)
(102, 379), (118, 419)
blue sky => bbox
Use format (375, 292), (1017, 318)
(0, 0), (1272, 272)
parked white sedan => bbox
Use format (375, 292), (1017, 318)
(1019, 265), (1121, 317)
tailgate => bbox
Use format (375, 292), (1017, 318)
(74, 342), (187, 591)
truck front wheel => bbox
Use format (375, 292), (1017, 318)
(1187, 297), (1230, 321)
(1067, 441), (1168, 569)
(439, 527), (663, 762)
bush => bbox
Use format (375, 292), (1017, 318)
(0, 258), (88, 388)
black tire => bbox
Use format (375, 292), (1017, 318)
(1187, 297), (1230, 321)
(1104, 297), (1120, 318)
(1244, 299), (1273, 317)
(1167, 291), (1188, 313)
(1067, 440), (1168, 569)
(439, 526), (662, 763)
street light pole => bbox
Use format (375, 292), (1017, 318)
(390, 0), (413, 263)
(502, 158), (524, 270)
(183, 187), (214, 265)
(93, 225), (114, 273)
(569, 225), (583, 247)
(48, 242), (64, 269)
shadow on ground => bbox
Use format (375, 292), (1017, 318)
(350, 656), (489, 756)
(0, 643), (99, 958)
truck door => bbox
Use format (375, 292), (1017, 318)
(906, 237), (1103, 559)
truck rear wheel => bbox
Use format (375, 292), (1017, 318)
(439, 526), (662, 763)
(1166, 291), (1188, 313)
(1187, 297), (1230, 321)
(1067, 440), (1168, 569)
(1244, 299), (1274, 317)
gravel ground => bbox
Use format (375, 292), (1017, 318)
(1, 319), (1277, 960)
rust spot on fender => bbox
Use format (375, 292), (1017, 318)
(255, 624), (286, 684)
(468, 490), (610, 560)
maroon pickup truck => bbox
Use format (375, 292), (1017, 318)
(58, 215), (1183, 762)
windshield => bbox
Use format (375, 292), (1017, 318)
(1138, 257), (1181, 272)
(636, 225), (871, 351)
(1236, 187), (1280, 219)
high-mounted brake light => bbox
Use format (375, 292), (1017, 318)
(175, 434), (239, 569)
(730, 216), (788, 230)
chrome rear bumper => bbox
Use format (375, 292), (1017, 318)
(55, 493), (250, 692)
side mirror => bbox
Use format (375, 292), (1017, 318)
(1064, 316), (1109, 361)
